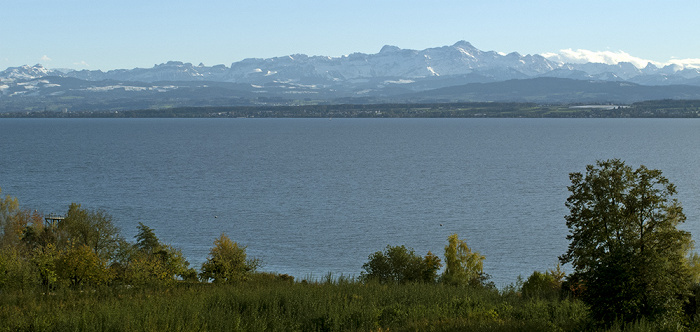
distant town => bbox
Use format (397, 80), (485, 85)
(1, 100), (698, 118)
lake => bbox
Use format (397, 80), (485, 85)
(1, 118), (699, 287)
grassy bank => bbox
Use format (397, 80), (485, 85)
(0, 277), (589, 332)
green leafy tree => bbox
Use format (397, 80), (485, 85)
(135, 222), (160, 254)
(360, 245), (441, 284)
(0, 188), (19, 227)
(200, 233), (259, 283)
(0, 188), (20, 247)
(422, 251), (443, 283)
(55, 243), (112, 287)
(0, 246), (39, 290)
(30, 243), (60, 289)
(687, 251), (700, 284)
(441, 234), (487, 286)
(3, 209), (44, 251)
(521, 265), (565, 300)
(123, 222), (194, 284)
(57, 203), (121, 261)
(560, 159), (692, 325)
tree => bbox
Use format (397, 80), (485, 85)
(200, 233), (259, 283)
(124, 222), (194, 284)
(58, 203), (121, 261)
(55, 243), (112, 287)
(360, 245), (441, 284)
(0, 246), (39, 290)
(135, 222), (160, 254)
(521, 265), (565, 300)
(560, 159), (692, 325)
(0, 187), (20, 247)
(441, 234), (487, 286)
(3, 208), (43, 250)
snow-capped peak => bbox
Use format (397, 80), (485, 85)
(0, 64), (58, 81)
(2, 41), (700, 87)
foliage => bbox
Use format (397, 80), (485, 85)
(0, 188), (19, 227)
(7, 209), (45, 249)
(0, 191), (195, 289)
(442, 233), (487, 286)
(0, 187), (20, 247)
(560, 159), (692, 326)
(57, 203), (121, 261)
(686, 251), (700, 284)
(200, 233), (259, 283)
(521, 265), (565, 300)
(0, 278), (590, 332)
(0, 246), (39, 290)
(360, 244), (441, 284)
(122, 223), (195, 284)
(135, 222), (160, 254)
(54, 243), (112, 287)
(29, 243), (60, 288)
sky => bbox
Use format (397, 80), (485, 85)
(3, 0), (700, 71)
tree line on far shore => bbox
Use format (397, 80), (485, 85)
(2, 99), (700, 118)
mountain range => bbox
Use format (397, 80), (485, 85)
(3, 41), (700, 112)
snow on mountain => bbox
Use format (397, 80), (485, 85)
(0, 64), (61, 82)
(2, 41), (700, 90)
(218, 41), (561, 85)
(65, 61), (230, 82)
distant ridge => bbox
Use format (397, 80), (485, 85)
(2, 41), (700, 112)
(402, 78), (700, 104)
(4, 41), (700, 86)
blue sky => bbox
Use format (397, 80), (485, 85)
(3, 0), (700, 70)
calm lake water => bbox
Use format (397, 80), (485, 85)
(1, 118), (699, 287)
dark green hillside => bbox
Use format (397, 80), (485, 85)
(404, 78), (700, 104)
(4, 98), (700, 118)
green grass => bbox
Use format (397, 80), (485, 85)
(0, 278), (590, 332)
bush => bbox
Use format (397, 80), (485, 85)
(118, 223), (195, 285)
(360, 245), (441, 284)
(0, 246), (39, 290)
(441, 233), (487, 286)
(522, 271), (559, 300)
(55, 243), (113, 287)
(200, 233), (259, 283)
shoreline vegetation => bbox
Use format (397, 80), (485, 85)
(1, 99), (700, 119)
(3, 162), (700, 330)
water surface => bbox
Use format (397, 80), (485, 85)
(1, 118), (699, 286)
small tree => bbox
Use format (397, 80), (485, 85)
(441, 234), (486, 286)
(55, 243), (112, 287)
(560, 159), (692, 325)
(0, 188), (21, 248)
(135, 222), (160, 254)
(521, 265), (565, 300)
(200, 233), (259, 283)
(58, 203), (121, 261)
(360, 245), (441, 284)
(124, 222), (194, 284)
(0, 188), (19, 234)
(0, 246), (39, 290)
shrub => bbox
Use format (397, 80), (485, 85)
(200, 233), (259, 283)
(441, 233), (487, 286)
(360, 245), (441, 284)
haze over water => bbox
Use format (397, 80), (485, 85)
(1, 118), (699, 287)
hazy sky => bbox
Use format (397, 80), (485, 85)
(3, 0), (700, 70)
